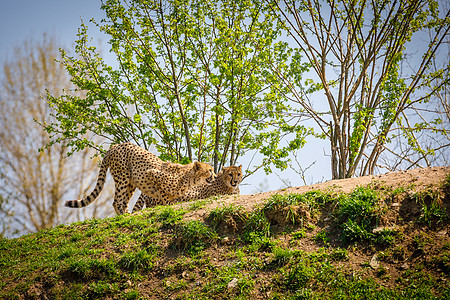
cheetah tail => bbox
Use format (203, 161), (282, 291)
(65, 152), (110, 209)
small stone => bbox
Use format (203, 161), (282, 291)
(182, 271), (188, 278)
(391, 203), (400, 207)
(437, 230), (447, 237)
(400, 263), (410, 270)
(227, 278), (238, 289)
(372, 226), (398, 233)
(126, 280), (132, 287)
(369, 254), (379, 270)
(224, 258), (239, 267)
(221, 237), (230, 244)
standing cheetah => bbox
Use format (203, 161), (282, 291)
(65, 143), (215, 214)
(132, 165), (243, 211)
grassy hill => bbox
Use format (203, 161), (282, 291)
(1, 166), (449, 299)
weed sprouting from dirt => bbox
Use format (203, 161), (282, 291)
(205, 204), (271, 245)
(206, 204), (248, 233)
(261, 191), (334, 227)
(409, 189), (449, 228)
(171, 220), (218, 254)
(332, 186), (399, 244)
(118, 249), (156, 271)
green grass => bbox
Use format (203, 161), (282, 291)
(412, 190), (449, 228)
(0, 210), (165, 298)
(118, 249), (156, 271)
(1, 181), (449, 299)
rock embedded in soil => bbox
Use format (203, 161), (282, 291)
(370, 254), (380, 269)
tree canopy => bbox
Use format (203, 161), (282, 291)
(45, 0), (309, 175)
(269, 0), (450, 178)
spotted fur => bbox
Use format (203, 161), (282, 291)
(132, 165), (243, 212)
(65, 142), (215, 214)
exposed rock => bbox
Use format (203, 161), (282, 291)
(372, 226), (399, 233)
(228, 277), (238, 289)
(369, 254), (380, 269)
(437, 230), (447, 237)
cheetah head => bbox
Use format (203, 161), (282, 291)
(221, 165), (243, 188)
(193, 161), (216, 184)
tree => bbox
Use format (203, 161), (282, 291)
(0, 35), (114, 237)
(44, 0), (308, 176)
(268, 0), (450, 179)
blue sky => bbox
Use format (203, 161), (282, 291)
(0, 0), (105, 61)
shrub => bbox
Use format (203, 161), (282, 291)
(171, 221), (218, 254)
(156, 207), (186, 226)
(119, 249), (155, 271)
(334, 187), (380, 243)
(206, 204), (248, 233)
(65, 257), (117, 281)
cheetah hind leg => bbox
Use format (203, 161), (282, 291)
(112, 183), (135, 215)
(132, 193), (146, 213)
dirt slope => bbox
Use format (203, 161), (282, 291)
(2, 166), (448, 299)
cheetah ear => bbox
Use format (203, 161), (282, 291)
(238, 165), (242, 170)
(194, 161), (201, 171)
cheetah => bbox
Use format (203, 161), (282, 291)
(65, 142), (215, 214)
(132, 165), (243, 212)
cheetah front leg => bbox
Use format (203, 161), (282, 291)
(132, 193), (163, 212)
